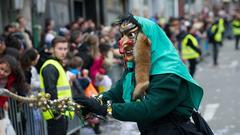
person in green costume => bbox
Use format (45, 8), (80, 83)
(74, 14), (205, 135)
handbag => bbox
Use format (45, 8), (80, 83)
(192, 111), (214, 135)
(0, 111), (16, 135)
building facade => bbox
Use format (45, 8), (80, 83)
(1, 0), (239, 33)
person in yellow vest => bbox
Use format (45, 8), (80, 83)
(180, 26), (201, 77)
(210, 17), (225, 66)
(232, 12), (240, 50)
(39, 36), (73, 135)
(217, 17), (225, 47)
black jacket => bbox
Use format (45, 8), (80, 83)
(41, 58), (60, 100)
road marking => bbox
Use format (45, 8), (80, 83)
(215, 88), (221, 92)
(120, 122), (139, 135)
(203, 103), (220, 122)
(229, 60), (239, 68)
(214, 127), (229, 135)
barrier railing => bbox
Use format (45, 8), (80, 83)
(0, 98), (82, 135)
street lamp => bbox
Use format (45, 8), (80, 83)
(32, 0), (46, 48)
(13, 0), (24, 10)
(36, 0), (46, 14)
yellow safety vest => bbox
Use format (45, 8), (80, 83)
(181, 34), (200, 60)
(211, 18), (225, 42)
(40, 59), (74, 120)
(218, 18), (225, 33)
(232, 20), (240, 36)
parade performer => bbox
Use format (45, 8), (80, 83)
(74, 15), (211, 135)
(74, 15), (205, 134)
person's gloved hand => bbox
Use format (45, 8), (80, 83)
(73, 95), (107, 116)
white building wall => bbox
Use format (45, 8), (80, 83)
(151, 0), (178, 18)
(19, 0), (32, 31)
(151, 0), (162, 16)
(129, 0), (178, 18)
(193, 0), (203, 14)
(129, 0), (151, 17)
(174, 0), (179, 17)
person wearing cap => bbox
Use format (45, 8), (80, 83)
(74, 15), (207, 135)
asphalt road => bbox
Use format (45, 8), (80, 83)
(196, 39), (240, 135)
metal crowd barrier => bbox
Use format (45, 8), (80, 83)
(4, 98), (82, 135)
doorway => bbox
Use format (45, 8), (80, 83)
(72, 0), (85, 20)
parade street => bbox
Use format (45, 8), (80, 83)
(80, 39), (240, 135)
(1, 1), (240, 135)
(196, 39), (240, 135)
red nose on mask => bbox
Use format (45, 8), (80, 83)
(118, 39), (124, 54)
(118, 38), (134, 54)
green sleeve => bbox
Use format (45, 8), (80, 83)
(112, 74), (188, 122)
(101, 78), (125, 103)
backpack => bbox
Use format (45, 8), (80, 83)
(192, 111), (214, 135)
(207, 26), (214, 43)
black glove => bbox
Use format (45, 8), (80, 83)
(72, 79), (107, 116)
(73, 96), (107, 116)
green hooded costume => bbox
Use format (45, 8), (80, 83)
(101, 16), (203, 123)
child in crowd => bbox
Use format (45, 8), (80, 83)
(0, 55), (28, 134)
(67, 56), (98, 97)
(66, 56), (101, 134)
(90, 43), (112, 93)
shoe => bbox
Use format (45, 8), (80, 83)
(93, 124), (101, 134)
(213, 62), (218, 66)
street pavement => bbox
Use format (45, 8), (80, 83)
(196, 39), (240, 135)
(80, 39), (240, 135)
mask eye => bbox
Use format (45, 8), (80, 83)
(128, 32), (136, 39)
(118, 32), (123, 37)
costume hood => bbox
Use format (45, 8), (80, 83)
(133, 16), (203, 109)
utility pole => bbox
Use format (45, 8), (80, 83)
(188, 0), (191, 14)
